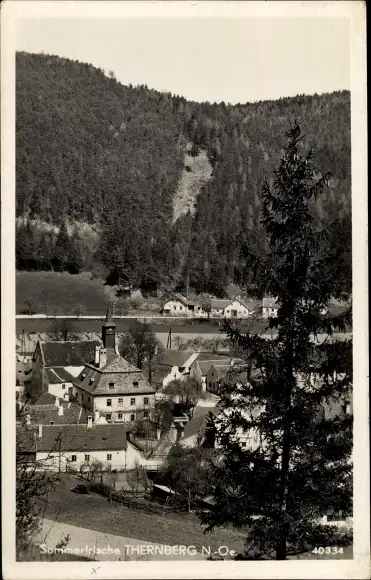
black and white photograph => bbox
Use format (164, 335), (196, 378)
(1, 1), (368, 578)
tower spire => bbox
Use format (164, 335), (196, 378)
(102, 302), (116, 350)
(105, 301), (114, 324)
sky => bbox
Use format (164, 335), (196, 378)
(16, 16), (350, 104)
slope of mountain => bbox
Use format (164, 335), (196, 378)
(16, 51), (351, 297)
(173, 143), (213, 223)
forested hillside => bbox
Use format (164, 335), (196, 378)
(16, 51), (351, 297)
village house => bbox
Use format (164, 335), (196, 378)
(210, 297), (257, 318)
(178, 405), (219, 449)
(262, 296), (279, 318)
(17, 419), (150, 472)
(32, 338), (101, 398)
(150, 349), (200, 391)
(22, 393), (91, 427)
(161, 291), (201, 317)
(193, 353), (234, 391)
(206, 359), (247, 395)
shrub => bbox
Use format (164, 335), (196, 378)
(88, 482), (111, 497)
(72, 484), (89, 494)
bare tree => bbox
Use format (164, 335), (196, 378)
(120, 319), (163, 381)
(73, 303), (86, 320)
(47, 319), (80, 341)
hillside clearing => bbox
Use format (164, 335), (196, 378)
(173, 145), (213, 223)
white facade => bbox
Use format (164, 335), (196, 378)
(262, 306), (278, 318)
(162, 299), (190, 315)
(48, 381), (73, 400)
(71, 385), (155, 422)
(36, 441), (150, 472)
(224, 300), (254, 319)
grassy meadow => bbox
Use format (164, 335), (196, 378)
(16, 271), (114, 316)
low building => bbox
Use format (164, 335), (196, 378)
(193, 353), (234, 391)
(17, 420), (149, 472)
(32, 338), (101, 398)
(26, 396), (90, 426)
(151, 350), (199, 391)
(178, 406), (219, 449)
(161, 292), (201, 317)
(206, 359), (247, 395)
(210, 298), (257, 318)
(44, 367), (75, 400)
(262, 297), (279, 318)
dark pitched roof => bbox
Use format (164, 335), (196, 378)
(18, 424), (128, 453)
(33, 392), (58, 406)
(74, 352), (155, 395)
(237, 298), (259, 311)
(197, 359), (231, 376)
(162, 291), (193, 306)
(151, 366), (171, 385)
(210, 299), (231, 310)
(154, 350), (194, 368)
(29, 401), (89, 426)
(182, 406), (219, 439)
(40, 340), (101, 367)
(207, 364), (231, 379)
(195, 353), (232, 362)
(45, 367), (76, 384)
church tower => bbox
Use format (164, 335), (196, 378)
(102, 302), (116, 350)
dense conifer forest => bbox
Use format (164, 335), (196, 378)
(16, 51), (351, 298)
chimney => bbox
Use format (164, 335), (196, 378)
(58, 404), (64, 416)
(26, 414), (31, 426)
(87, 416), (93, 429)
(95, 345), (100, 366)
(38, 425), (43, 438)
(94, 410), (100, 423)
(99, 347), (107, 368)
(55, 396), (60, 407)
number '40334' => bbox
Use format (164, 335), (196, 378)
(312, 547), (344, 555)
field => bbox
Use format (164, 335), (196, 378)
(16, 271), (113, 316)
(37, 474), (246, 555)
(36, 474), (352, 560)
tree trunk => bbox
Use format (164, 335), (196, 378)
(276, 340), (294, 560)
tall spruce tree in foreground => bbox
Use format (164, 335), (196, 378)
(199, 123), (353, 560)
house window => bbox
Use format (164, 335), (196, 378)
(109, 382), (115, 388)
(133, 381), (138, 387)
(107, 454), (112, 461)
(106, 399), (112, 407)
(130, 398), (136, 406)
(208, 382), (212, 390)
(118, 398), (123, 406)
(130, 414), (135, 421)
(118, 413), (123, 420)
(241, 442), (246, 448)
(16, 379), (20, 386)
(143, 411), (149, 418)
(85, 454), (90, 462)
(62, 384), (65, 389)
(144, 397), (149, 405)
(71, 455), (77, 462)
(180, 306), (183, 310)
(106, 413), (112, 421)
